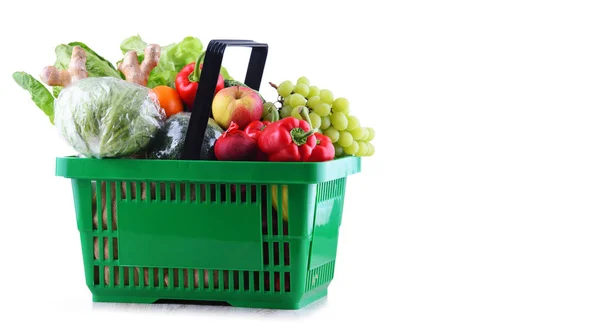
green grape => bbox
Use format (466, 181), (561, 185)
(332, 97), (350, 114)
(297, 76), (310, 86)
(309, 112), (322, 129)
(278, 80), (294, 97)
(338, 131), (353, 147)
(359, 127), (370, 141)
(262, 102), (277, 120)
(307, 96), (321, 108)
(334, 143), (344, 157)
(364, 142), (373, 156)
(293, 84), (310, 97)
(356, 141), (369, 156)
(331, 112), (348, 131)
(313, 103), (331, 116)
(308, 86), (320, 98)
(317, 128), (323, 134)
(283, 96), (291, 106)
(349, 126), (365, 140)
(280, 105), (293, 118)
(343, 141), (359, 155)
(324, 127), (340, 143)
(346, 115), (360, 131)
(320, 115), (331, 129)
(365, 127), (376, 141)
(367, 142), (375, 156)
(320, 89), (334, 104)
(291, 106), (307, 120)
(289, 93), (307, 108)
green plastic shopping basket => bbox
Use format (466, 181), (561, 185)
(55, 39), (361, 310)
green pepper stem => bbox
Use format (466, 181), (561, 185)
(189, 51), (206, 83)
(290, 127), (316, 146)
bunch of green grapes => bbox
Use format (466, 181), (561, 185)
(270, 77), (375, 157)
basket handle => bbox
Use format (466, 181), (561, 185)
(182, 39), (269, 160)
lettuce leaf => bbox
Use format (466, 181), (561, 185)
(120, 35), (148, 54)
(12, 72), (55, 124)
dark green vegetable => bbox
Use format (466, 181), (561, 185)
(147, 112), (223, 160)
(12, 72), (55, 124)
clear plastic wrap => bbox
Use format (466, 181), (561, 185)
(146, 112), (224, 160)
(54, 77), (165, 158)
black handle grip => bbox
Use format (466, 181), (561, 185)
(182, 39), (269, 160)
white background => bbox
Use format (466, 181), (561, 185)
(1, 0), (599, 326)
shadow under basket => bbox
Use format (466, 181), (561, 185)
(55, 156), (360, 310)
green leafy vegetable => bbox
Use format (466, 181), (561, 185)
(163, 36), (204, 71)
(120, 35), (148, 54)
(220, 66), (232, 80)
(54, 77), (164, 158)
(12, 71), (55, 124)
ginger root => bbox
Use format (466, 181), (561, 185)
(118, 44), (160, 86)
(40, 46), (88, 87)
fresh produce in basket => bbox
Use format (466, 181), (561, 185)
(212, 86), (264, 130)
(13, 35), (234, 127)
(147, 112), (223, 160)
(14, 35), (374, 163)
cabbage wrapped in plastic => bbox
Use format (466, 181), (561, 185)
(54, 77), (165, 158)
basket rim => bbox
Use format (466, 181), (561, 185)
(55, 156), (361, 184)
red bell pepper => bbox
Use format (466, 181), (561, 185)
(245, 105), (280, 161)
(244, 105), (280, 141)
(245, 120), (272, 141)
(308, 133), (335, 162)
(258, 116), (317, 162)
(245, 117), (272, 162)
(175, 52), (224, 109)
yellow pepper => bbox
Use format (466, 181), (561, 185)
(271, 185), (289, 221)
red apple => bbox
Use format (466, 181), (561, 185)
(212, 86), (263, 130)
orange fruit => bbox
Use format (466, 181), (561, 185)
(152, 85), (184, 118)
